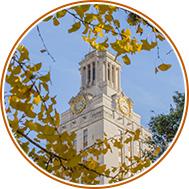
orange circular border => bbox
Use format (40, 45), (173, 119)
(0, 0), (189, 188)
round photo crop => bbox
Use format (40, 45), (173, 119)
(1, 1), (188, 188)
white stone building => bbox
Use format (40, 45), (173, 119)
(60, 50), (150, 184)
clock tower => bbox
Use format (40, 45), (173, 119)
(60, 50), (150, 184)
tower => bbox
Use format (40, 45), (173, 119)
(60, 50), (150, 184)
(79, 50), (121, 97)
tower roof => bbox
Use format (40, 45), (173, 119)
(79, 50), (121, 66)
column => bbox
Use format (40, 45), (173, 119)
(90, 63), (93, 85)
(114, 66), (117, 90)
(103, 62), (106, 81)
(117, 67), (120, 90)
(105, 62), (108, 83)
(110, 64), (112, 86)
(114, 66), (116, 89)
(112, 65), (115, 88)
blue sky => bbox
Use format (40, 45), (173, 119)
(20, 6), (185, 127)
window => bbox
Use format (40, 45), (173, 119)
(92, 62), (95, 81)
(82, 66), (86, 85)
(87, 64), (91, 84)
(83, 129), (88, 148)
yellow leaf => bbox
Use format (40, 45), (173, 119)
(21, 142), (29, 153)
(68, 22), (81, 33)
(114, 19), (120, 28)
(56, 10), (67, 18)
(31, 63), (42, 72)
(122, 28), (131, 37)
(105, 14), (113, 22)
(85, 13), (96, 23)
(124, 137), (132, 144)
(33, 95), (41, 105)
(25, 121), (41, 132)
(136, 25), (143, 35)
(87, 158), (98, 169)
(113, 139), (123, 149)
(156, 34), (165, 41)
(153, 146), (161, 156)
(67, 155), (81, 168)
(82, 24), (89, 34)
(134, 129), (140, 140)
(72, 5), (90, 18)
(96, 164), (106, 173)
(122, 54), (131, 65)
(143, 159), (151, 168)
(53, 17), (60, 26)
(141, 40), (157, 51)
(43, 15), (53, 22)
(55, 110), (60, 126)
(13, 66), (21, 74)
(158, 63), (172, 71)
(17, 45), (30, 62)
(39, 72), (50, 82)
(9, 117), (19, 132)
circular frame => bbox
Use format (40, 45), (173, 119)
(0, 0), (188, 188)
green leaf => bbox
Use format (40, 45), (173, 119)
(158, 63), (172, 71)
(122, 54), (131, 65)
(68, 22), (81, 33)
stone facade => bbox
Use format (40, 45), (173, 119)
(60, 50), (151, 184)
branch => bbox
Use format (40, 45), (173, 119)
(36, 25), (56, 62)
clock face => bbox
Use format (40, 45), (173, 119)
(117, 97), (131, 116)
(70, 95), (87, 115)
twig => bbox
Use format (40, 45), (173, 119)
(36, 25), (56, 62)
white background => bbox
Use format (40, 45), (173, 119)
(0, 0), (188, 188)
